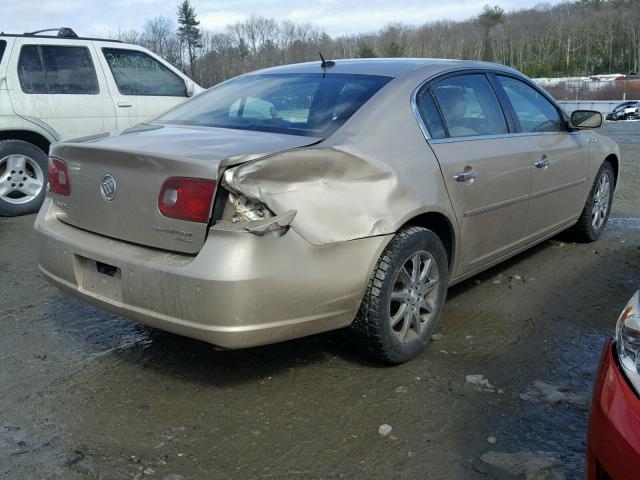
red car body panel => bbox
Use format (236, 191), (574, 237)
(587, 338), (640, 480)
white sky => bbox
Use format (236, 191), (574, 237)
(4, 0), (566, 38)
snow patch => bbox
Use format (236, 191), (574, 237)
(465, 374), (496, 392)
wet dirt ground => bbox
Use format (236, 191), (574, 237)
(1, 123), (639, 480)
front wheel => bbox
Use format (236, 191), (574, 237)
(351, 226), (449, 364)
(569, 161), (614, 242)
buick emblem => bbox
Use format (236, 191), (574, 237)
(100, 173), (117, 201)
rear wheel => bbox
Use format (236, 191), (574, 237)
(351, 226), (449, 364)
(0, 140), (48, 217)
(569, 161), (614, 242)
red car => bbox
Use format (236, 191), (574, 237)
(587, 291), (640, 480)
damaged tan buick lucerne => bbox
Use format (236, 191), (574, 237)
(36, 58), (619, 363)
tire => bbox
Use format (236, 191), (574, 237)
(569, 161), (614, 242)
(351, 226), (449, 364)
(0, 140), (48, 217)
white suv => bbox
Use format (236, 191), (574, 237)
(0, 28), (202, 216)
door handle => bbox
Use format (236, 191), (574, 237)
(453, 170), (479, 182)
(534, 157), (551, 168)
(117, 101), (133, 108)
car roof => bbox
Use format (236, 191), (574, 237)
(250, 58), (517, 78)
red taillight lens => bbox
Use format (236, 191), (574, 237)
(158, 177), (216, 223)
(48, 157), (71, 196)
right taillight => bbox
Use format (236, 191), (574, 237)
(48, 157), (71, 196)
(158, 177), (216, 223)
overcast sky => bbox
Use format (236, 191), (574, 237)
(5, 0), (565, 38)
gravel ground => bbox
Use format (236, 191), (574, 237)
(1, 122), (639, 480)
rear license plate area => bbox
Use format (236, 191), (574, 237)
(76, 255), (123, 301)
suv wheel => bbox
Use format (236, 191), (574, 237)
(351, 226), (449, 364)
(570, 161), (614, 242)
(0, 140), (48, 217)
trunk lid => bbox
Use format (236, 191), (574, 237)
(50, 124), (320, 254)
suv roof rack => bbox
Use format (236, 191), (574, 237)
(25, 27), (78, 38)
(0, 27), (123, 43)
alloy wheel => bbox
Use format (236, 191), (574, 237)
(0, 154), (45, 205)
(389, 250), (440, 343)
(591, 172), (611, 231)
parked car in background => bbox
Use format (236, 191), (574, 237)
(0, 28), (201, 216)
(587, 291), (640, 480)
(606, 101), (640, 121)
(36, 58), (619, 363)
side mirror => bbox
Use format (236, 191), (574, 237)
(186, 80), (195, 98)
(569, 110), (603, 129)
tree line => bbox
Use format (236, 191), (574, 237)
(119, 0), (640, 88)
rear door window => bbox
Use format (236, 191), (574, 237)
(0, 41), (6, 63)
(496, 75), (565, 133)
(415, 87), (446, 139)
(18, 45), (99, 94)
(102, 48), (186, 96)
(431, 74), (508, 138)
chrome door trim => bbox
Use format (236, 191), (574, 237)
(529, 178), (586, 200)
(464, 193), (530, 217)
(463, 178), (586, 217)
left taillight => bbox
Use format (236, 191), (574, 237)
(158, 177), (216, 223)
(48, 157), (71, 196)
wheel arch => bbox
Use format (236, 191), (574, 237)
(604, 153), (619, 187)
(0, 130), (52, 154)
(399, 211), (456, 272)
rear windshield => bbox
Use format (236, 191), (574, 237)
(155, 73), (391, 137)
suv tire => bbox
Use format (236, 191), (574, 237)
(0, 140), (48, 217)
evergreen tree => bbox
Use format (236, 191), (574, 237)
(478, 4), (504, 61)
(358, 42), (377, 58)
(383, 41), (404, 57)
(177, 0), (202, 77)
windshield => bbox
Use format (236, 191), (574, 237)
(155, 73), (391, 137)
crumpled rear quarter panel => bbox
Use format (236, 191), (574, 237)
(224, 70), (456, 249)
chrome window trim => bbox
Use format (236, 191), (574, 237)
(410, 91), (432, 140)
(428, 131), (570, 144)
(410, 67), (569, 143)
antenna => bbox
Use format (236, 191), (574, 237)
(318, 52), (335, 77)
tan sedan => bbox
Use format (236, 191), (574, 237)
(35, 59), (619, 363)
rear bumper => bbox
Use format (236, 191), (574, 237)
(35, 197), (390, 348)
(587, 338), (640, 480)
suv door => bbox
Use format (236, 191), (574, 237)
(493, 74), (588, 239)
(94, 43), (190, 129)
(8, 38), (116, 141)
(416, 73), (532, 274)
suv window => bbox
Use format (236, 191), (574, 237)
(0, 41), (6, 63)
(431, 74), (508, 138)
(102, 48), (186, 96)
(496, 75), (565, 133)
(18, 45), (99, 94)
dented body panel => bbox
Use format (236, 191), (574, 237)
(49, 125), (319, 254)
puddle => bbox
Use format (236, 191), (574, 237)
(608, 217), (640, 230)
(481, 451), (566, 480)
